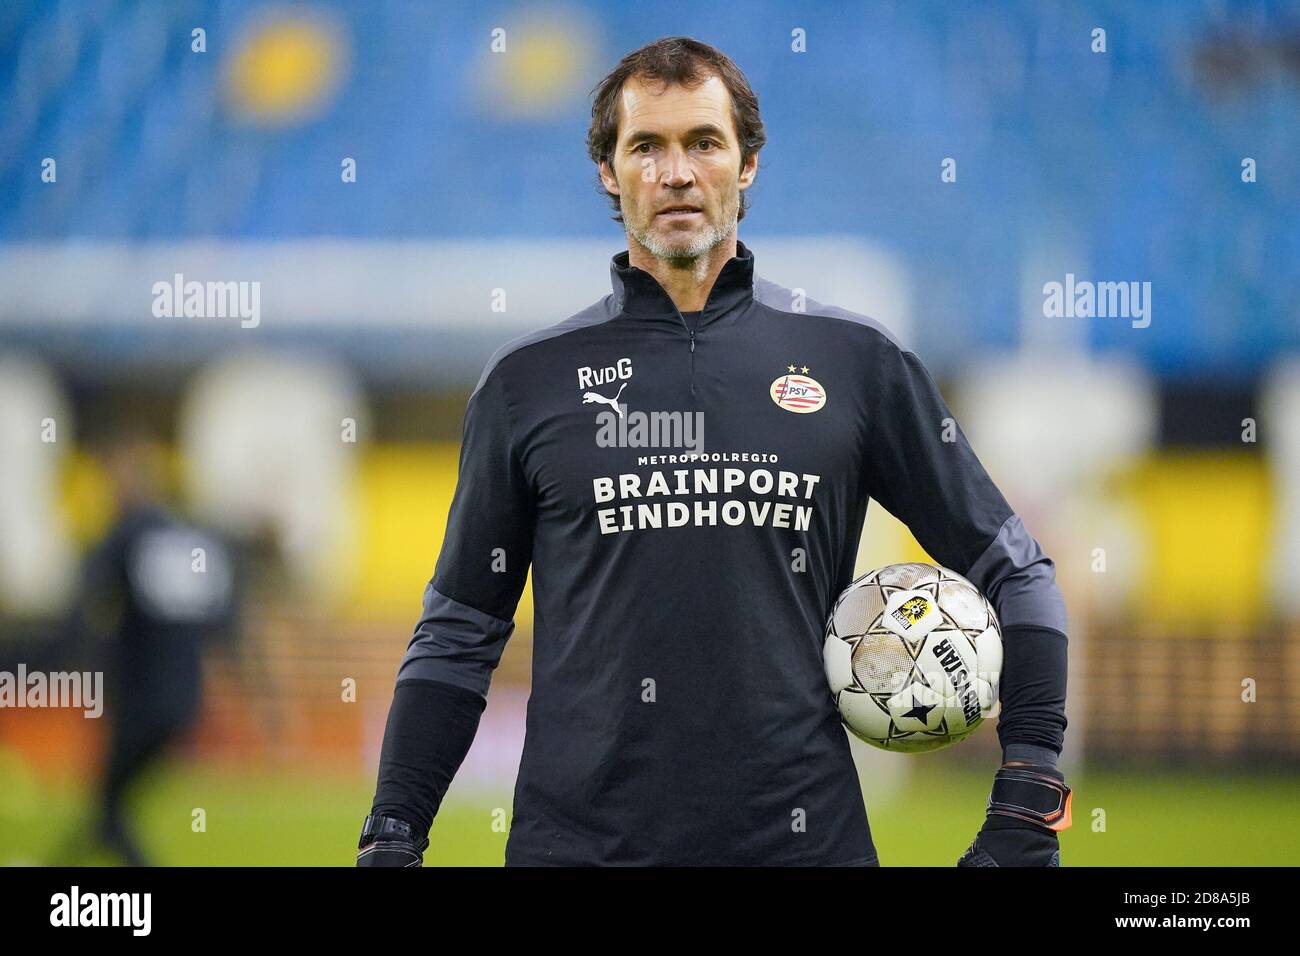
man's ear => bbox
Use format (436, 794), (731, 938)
(738, 150), (759, 191)
(598, 159), (621, 197)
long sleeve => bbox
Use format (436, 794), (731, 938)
(864, 341), (1068, 760)
(397, 365), (536, 696)
(370, 363), (536, 835)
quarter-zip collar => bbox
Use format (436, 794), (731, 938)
(609, 239), (756, 328)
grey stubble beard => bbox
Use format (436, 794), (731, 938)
(625, 189), (741, 283)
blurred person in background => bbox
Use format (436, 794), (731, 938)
(49, 426), (243, 866)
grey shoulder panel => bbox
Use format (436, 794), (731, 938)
(965, 513), (1069, 634)
(471, 294), (619, 399)
(396, 582), (517, 700)
(752, 275), (907, 350)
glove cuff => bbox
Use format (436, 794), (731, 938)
(358, 813), (430, 853)
(356, 839), (426, 867)
(986, 765), (1073, 832)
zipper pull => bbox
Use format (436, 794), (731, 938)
(689, 331), (696, 353)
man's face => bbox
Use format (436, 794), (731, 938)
(600, 73), (758, 263)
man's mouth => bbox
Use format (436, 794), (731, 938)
(657, 205), (703, 218)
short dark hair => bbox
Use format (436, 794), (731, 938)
(586, 37), (766, 223)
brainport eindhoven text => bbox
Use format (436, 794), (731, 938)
(593, 462), (821, 535)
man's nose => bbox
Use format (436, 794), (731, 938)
(659, 146), (694, 187)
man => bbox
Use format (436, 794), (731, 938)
(53, 429), (241, 866)
(359, 37), (1070, 867)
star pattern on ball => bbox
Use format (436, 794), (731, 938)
(901, 690), (937, 724)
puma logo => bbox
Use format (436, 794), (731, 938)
(582, 382), (627, 418)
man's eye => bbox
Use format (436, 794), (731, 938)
(695, 140), (717, 151)
(635, 142), (655, 153)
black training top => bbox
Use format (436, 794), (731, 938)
(394, 239), (1068, 865)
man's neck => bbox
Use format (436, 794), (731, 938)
(626, 233), (738, 313)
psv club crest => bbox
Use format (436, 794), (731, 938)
(770, 366), (827, 414)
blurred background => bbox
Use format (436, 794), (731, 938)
(1, 0), (1299, 865)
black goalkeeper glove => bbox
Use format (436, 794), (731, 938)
(957, 762), (1073, 867)
(356, 813), (429, 867)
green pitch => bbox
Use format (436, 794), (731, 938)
(0, 747), (1296, 865)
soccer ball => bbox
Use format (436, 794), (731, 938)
(823, 562), (1002, 753)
